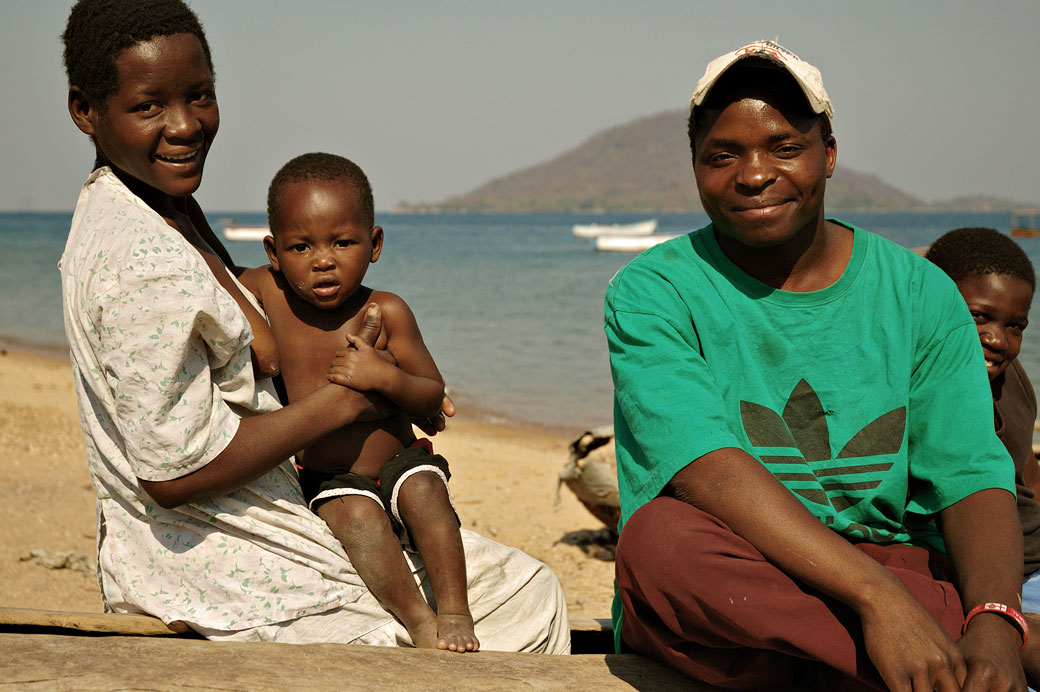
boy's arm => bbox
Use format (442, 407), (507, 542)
(335, 296), (445, 418)
(940, 488), (1026, 690)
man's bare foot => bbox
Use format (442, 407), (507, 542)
(404, 612), (440, 649)
(436, 611), (479, 652)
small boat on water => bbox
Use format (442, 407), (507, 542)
(1011, 208), (1040, 238)
(222, 225), (271, 242)
(594, 233), (683, 253)
(572, 219), (657, 238)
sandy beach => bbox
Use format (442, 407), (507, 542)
(0, 347), (616, 621)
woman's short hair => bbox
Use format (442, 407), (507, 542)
(62, 0), (213, 108)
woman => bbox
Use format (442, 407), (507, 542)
(59, 0), (568, 650)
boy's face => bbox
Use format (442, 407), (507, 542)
(693, 85), (835, 250)
(264, 179), (382, 310)
(956, 272), (1032, 381)
(71, 33), (218, 199)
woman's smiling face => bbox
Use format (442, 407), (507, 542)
(83, 32), (218, 199)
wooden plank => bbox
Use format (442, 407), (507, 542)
(0, 606), (191, 635)
(0, 607), (611, 643)
(568, 617), (612, 632)
(0, 632), (710, 691)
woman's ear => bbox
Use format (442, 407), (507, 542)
(68, 86), (97, 136)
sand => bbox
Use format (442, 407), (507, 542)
(0, 347), (616, 621)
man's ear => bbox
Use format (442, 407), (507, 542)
(68, 87), (97, 136)
(824, 136), (837, 179)
(369, 226), (384, 263)
(262, 235), (280, 270)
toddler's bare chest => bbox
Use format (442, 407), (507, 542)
(270, 314), (361, 400)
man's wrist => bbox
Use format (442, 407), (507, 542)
(963, 603), (1028, 649)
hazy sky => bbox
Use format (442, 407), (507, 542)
(5, 1), (1038, 212)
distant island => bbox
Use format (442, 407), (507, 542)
(398, 111), (1029, 213)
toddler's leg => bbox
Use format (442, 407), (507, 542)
(396, 471), (478, 652)
(317, 495), (438, 648)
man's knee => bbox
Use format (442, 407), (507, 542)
(617, 496), (757, 594)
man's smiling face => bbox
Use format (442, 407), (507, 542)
(693, 75), (835, 250)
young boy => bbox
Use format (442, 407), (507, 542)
(927, 227), (1040, 684)
(238, 153), (476, 653)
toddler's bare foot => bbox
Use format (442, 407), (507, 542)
(404, 612), (439, 649)
(436, 611), (479, 652)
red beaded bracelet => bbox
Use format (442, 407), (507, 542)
(962, 603), (1029, 649)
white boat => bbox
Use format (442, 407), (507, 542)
(594, 233), (683, 253)
(572, 219), (657, 238)
(222, 225), (271, 242)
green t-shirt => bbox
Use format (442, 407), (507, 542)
(605, 221), (1014, 650)
(606, 221), (1013, 543)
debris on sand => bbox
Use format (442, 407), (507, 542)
(20, 549), (93, 573)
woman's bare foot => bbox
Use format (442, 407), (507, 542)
(436, 611), (479, 652)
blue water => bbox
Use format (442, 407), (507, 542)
(3, 210), (1037, 430)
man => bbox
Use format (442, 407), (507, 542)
(605, 40), (1026, 691)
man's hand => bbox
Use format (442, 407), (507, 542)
(956, 613), (1026, 691)
(941, 489), (1027, 691)
(858, 590), (967, 692)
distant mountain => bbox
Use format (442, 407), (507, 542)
(409, 110), (1025, 213)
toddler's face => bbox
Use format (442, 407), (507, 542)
(264, 179), (382, 310)
(955, 272), (1032, 381)
(87, 33), (218, 199)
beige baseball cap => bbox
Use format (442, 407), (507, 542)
(691, 40), (834, 123)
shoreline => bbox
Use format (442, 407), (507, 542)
(0, 345), (617, 620)
(0, 335), (599, 437)
(0, 335), (71, 360)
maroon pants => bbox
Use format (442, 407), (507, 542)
(615, 497), (965, 691)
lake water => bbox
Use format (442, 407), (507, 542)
(2, 210), (1036, 431)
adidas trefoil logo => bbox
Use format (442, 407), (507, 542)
(740, 379), (905, 542)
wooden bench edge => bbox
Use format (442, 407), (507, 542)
(0, 606), (191, 636)
(0, 607), (612, 640)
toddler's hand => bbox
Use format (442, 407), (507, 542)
(413, 394), (455, 436)
(328, 334), (388, 391)
(354, 302), (382, 348)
